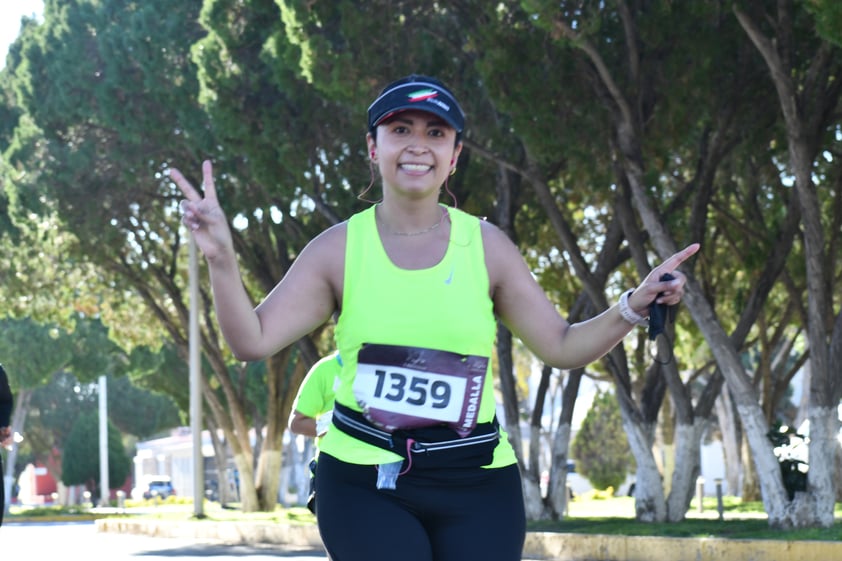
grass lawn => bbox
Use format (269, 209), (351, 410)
(9, 494), (842, 542)
(527, 495), (842, 541)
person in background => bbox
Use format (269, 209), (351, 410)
(0, 364), (14, 527)
(172, 74), (698, 561)
(288, 352), (341, 440)
(288, 352), (341, 515)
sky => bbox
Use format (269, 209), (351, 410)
(0, 0), (44, 68)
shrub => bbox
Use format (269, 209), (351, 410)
(571, 389), (633, 492)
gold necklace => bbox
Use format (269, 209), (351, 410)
(377, 207), (446, 236)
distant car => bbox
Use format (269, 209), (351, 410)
(141, 477), (176, 500)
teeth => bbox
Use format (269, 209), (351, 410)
(401, 164), (431, 172)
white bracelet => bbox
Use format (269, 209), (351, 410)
(619, 289), (648, 326)
(316, 411), (333, 437)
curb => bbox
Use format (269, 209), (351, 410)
(522, 531), (841, 560)
(96, 518), (324, 548)
(96, 518), (842, 561)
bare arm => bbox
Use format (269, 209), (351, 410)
(171, 161), (340, 361)
(288, 411), (318, 438)
(486, 223), (699, 369)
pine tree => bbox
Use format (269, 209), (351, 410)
(571, 389), (633, 492)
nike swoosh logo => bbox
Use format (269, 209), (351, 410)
(444, 265), (455, 285)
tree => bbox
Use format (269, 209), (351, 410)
(733, 1), (842, 528)
(1, 0), (301, 512)
(0, 316), (181, 497)
(0, 316), (75, 488)
(105, 374), (181, 440)
(472, 0), (752, 522)
(190, 0), (357, 510)
(572, 389), (633, 491)
(2, 0), (839, 526)
(61, 411), (131, 502)
(523, 0), (840, 528)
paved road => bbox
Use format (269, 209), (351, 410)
(1, 521), (328, 560)
(3, 520), (547, 560)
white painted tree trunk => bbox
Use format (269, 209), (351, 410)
(232, 450), (258, 512)
(833, 442), (842, 503)
(735, 404), (788, 516)
(802, 406), (839, 527)
(256, 447), (282, 509)
(547, 421), (572, 518)
(715, 385), (741, 495)
(735, 5), (841, 529)
(624, 419), (666, 522)
(522, 474), (544, 520)
(666, 421), (705, 521)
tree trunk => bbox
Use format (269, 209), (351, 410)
(546, 368), (583, 519)
(231, 450), (257, 512)
(736, 403), (781, 509)
(547, 421), (572, 518)
(4, 388), (30, 495)
(205, 416), (234, 505)
(524, 365), (552, 521)
(835, 439), (842, 503)
(801, 405), (838, 528)
(549, 6), (790, 525)
(734, 4), (842, 528)
(255, 448), (282, 510)
(625, 419), (665, 522)
(255, 351), (295, 512)
(666, 421), (705, 521)
(715, 384), (742, 496)
(740, 432), (761, 501)
(497, 323), (523, 465)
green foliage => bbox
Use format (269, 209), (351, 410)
(27, 370), (99, 454)
(7, 505), (95, 518)
(105, 375), (182, 439)
(0, 0), (839, 523)
(0, 316), (74, 389)
(14, 365), (181, 477)
(60, 410), (131, 495)
(571, 390), (633, 491)
(805, 0), (842, 47)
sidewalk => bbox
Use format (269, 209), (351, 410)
(95, 515), (842, 561)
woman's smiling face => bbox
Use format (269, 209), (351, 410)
(369, 109), (462, 198)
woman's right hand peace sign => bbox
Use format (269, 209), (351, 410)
(170, 160), (234, 261)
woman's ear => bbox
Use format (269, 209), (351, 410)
(366, 133), (377, 163)
(450, 141), (463, 170)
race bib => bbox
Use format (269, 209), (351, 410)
(353, 344), (489, 437)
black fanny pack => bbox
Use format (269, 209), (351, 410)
(332, 402), (500, 470)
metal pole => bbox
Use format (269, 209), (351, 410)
(189, 237), (205, 517)
(98, 375), (109, 507)
(715, 478), (724, 521)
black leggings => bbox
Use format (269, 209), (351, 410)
(0, 454), (5, 527)
(314, 453), (526, 561)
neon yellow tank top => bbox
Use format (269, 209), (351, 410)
(319, 204), (517, 467)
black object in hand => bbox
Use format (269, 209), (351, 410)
(648, 273), (676, 341)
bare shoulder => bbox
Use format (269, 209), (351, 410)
(298, 221), (347, 298)
(478, 218), (511, 245)
(254, 220), (348, 337)
(479, 219), (524, 282)
(306, 221), (348, 256)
